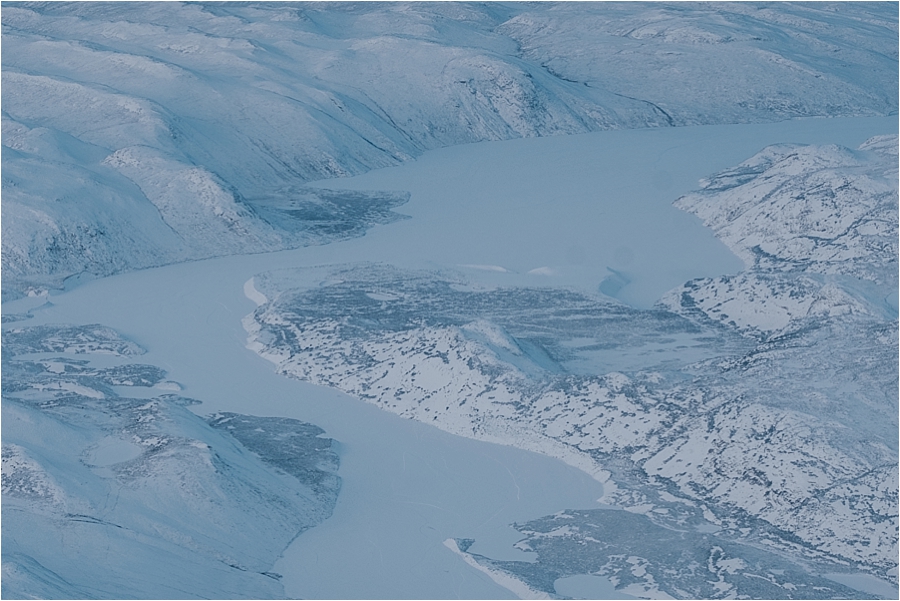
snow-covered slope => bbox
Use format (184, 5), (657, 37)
(1, 323), (340, 599)
(664, 135), (898, 333)
(674, 137), (897, 281)
(499, 3), (898, 126)
(244, 136), (898, 597)
(3, 2), (897, 298)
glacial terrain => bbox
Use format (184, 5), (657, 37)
(3, 1), (897, 299)
(4, 125), (898, 600)
(2, 2), (898, 600)
(1, 323), (340, 599)
(244, 134), (898, 598)
(4, 128), (898, 599)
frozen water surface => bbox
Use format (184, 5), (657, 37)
(554, 574), (638, 600)
(303, 115), (897, 307)
(823, 573), (899, 600)
(3, 117), (896, 599)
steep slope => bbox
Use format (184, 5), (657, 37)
(1, 323), (341, 599)
(664, 134), (898, 332)
(3, 2), (897, 298)
(499, 2), (898, 126)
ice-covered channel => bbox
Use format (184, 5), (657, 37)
(5, 116), (895, 599)
(302, 115), (898, 307)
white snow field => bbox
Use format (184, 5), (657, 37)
(2, 2), (898, 599)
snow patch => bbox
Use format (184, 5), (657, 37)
(243, 277), (268, 307)
(459, 264), (509, 273)
(443, 539), (551, 600)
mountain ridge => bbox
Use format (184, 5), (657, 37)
(3, 2), (897, 299)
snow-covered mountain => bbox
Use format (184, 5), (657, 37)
(2, 323), (340, 599)
(663, 134), (898, 334)
(674, 137), (897, 282)
(244, 136), (898, 597)
(3, 1), (897, 299)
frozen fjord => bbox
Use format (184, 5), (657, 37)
(2, 222), (606, 600)
(4, 117), (897, 600)
(254, 117), (897, 598)
(300, 115), (897, 308)
(5, 1), (898, 302)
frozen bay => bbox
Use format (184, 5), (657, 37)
(303, 115), (898, 307)
(4, 116), (896, 599)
